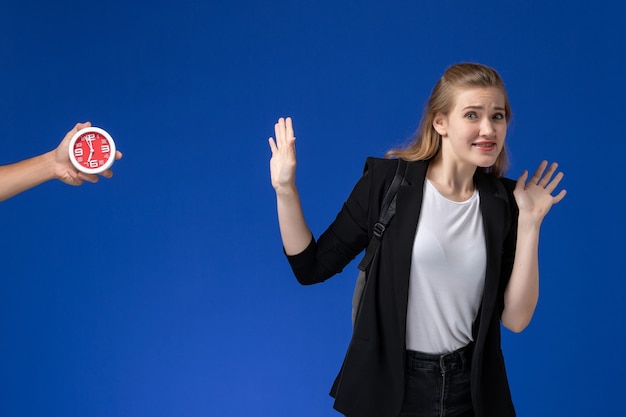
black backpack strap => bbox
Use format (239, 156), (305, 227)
(357, 158), (408, 271)
(494, 178), (511, 236)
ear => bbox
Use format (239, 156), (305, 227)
(433, 113), (447, 136)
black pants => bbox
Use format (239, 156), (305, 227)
(399, 344), (474, 417)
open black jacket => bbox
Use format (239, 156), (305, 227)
(287, 158), (519, 417)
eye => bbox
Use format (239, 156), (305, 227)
(493, 113), (505, 120)
(465, 112), (477, 120)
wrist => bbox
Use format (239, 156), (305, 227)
(274, 182), (298, 197)
(516, 212), (542, 234)
(34, 150), (57, 181)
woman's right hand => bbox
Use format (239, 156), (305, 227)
(268, 117), (297, 193)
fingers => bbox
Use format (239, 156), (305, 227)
(67, 168), (115, 186)
(75, 121), (91, 130)
(535, 161), (564, 194)
(59, 169), (84, 186)
(544, 171), (564, 194)
(100, 170), (113, 179)
(271, 117), (295, 150)
(527, 161), (564, 188)
(553, 189), (567, 205)
(274, 119), (282, 146)
(268, 137), (278, 154)
(528, 160), (548, 185)
(515, 170), (528, 191)
(538, 161), (560, 188)
(77, 172), (100, 184)
(70, 121), (91, 136)
(61, 122), (92, 146)
(285, 117), (294, 141)
(521, 160), (567, 204)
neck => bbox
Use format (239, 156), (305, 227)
(426, 156), (477, 202)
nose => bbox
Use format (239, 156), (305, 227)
(480, 118), (496, 138)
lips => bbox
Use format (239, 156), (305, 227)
(472, 141), (496, 151)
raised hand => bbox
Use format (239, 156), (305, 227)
(268, 117), (297, 193)
(513, 160), (567, 227)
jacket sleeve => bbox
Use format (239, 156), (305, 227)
(285, 157), (395, 285)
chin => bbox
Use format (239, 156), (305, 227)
(472, 152), (501, 169)
(474, 156), (498, 169)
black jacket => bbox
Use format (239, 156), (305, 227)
(287, 158), (519, 417)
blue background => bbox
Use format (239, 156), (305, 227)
(1, 0), (625, 416)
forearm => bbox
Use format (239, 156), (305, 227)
(276, 186), (313, 255)
(501, 214), (541, 333)
(0, 151), (56, 202)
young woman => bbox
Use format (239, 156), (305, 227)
(268, 63), (566, 417)
(0, 122), (122, 201)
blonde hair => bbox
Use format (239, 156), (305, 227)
(386, 63), (512, 177)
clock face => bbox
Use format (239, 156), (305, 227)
(68, 127), (116, 174)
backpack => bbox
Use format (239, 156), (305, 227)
(351, 158), (408, 325)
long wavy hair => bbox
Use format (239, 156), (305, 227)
(386, 63), (512, 177)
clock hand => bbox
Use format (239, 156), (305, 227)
(85, 137), (95, 162)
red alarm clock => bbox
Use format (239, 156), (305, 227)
(68, 127), (116, 174)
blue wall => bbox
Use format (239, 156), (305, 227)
(1, 0), (624, 415)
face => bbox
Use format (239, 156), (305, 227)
(433, 87), (507, 170)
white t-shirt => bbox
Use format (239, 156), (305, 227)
(405, 180), (486, 354)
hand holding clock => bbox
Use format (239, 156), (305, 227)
(55, 121), (123, 186)
(0, 121), (123, 201)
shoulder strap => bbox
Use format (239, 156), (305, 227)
(357, 158), (408, 271)
(494, 178), (511, 235)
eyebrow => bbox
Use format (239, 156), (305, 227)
(462, 105), (506, 112)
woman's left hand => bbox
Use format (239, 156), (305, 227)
(513, 160), (567, 227)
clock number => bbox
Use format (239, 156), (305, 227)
(89, 160), (99, 168)
(101, 145), (110, 153)
(74, 148), (84, 156)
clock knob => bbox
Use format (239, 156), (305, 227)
(68, 127), (117, 174)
